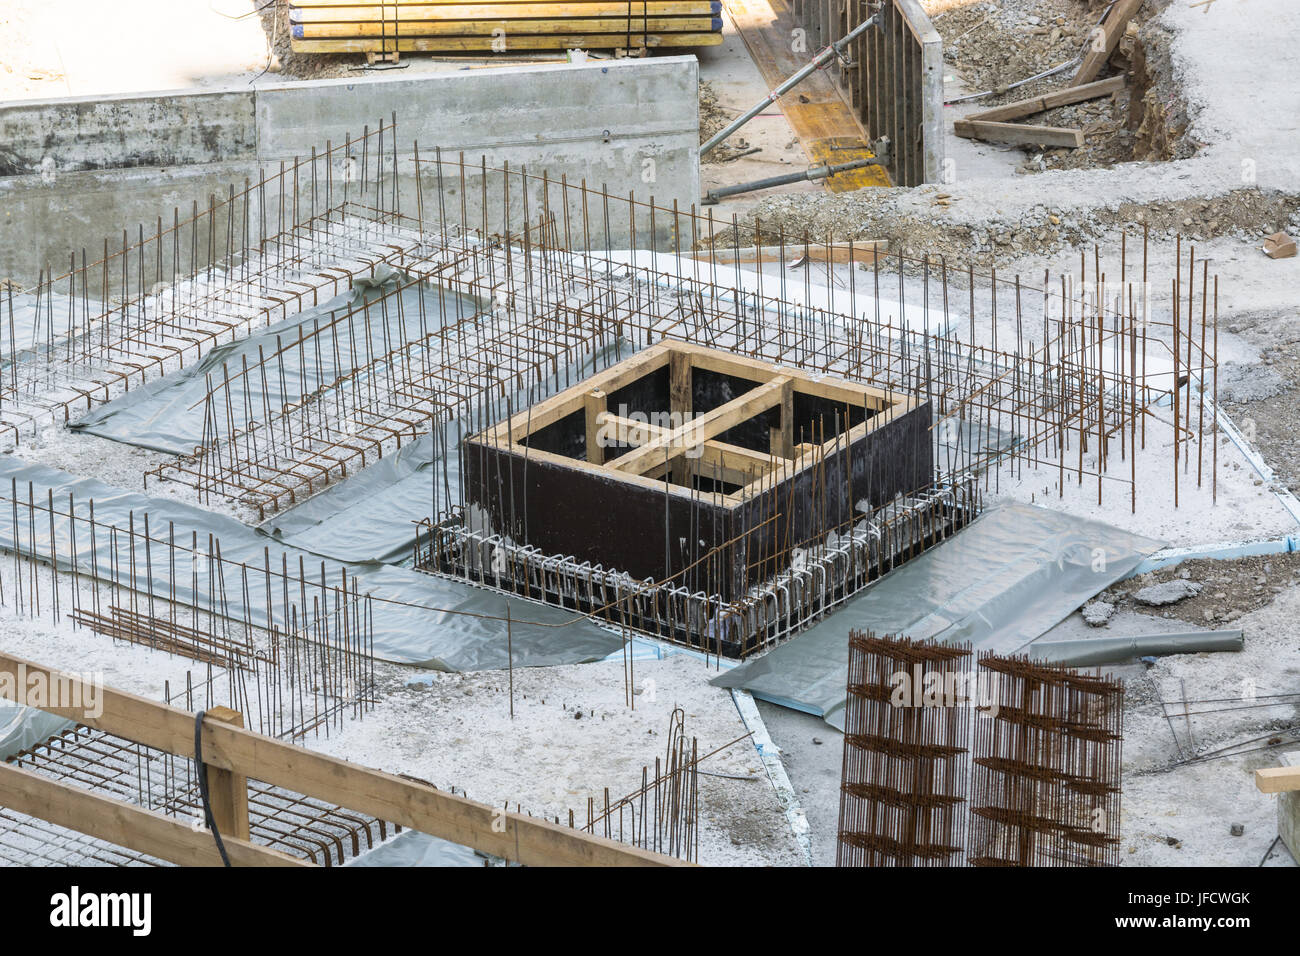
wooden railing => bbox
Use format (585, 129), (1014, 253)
(0, 651), (685, 867)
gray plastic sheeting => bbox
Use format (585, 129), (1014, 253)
(344, 829), (485, 867)
(263, 430), (446, 565)
(2, 292), (86, 360)
(262, 339), (634, 565)
(71, 273), (480, 454)
(0, 701), (70, 761)
(711, 502), (1165, 728)
(0, 456), (621, 670)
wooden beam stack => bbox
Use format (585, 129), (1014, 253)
(288, 0), (725, 58)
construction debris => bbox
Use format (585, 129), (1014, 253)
(1082, 600), (1116, 627)
(1263, 232), (1298, 259)
(1134, 579), (1204, 606)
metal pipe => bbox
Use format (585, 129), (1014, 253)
(703, 158), (885, 205)
(700, 13), (879, 156)
(1028, 630), (1244, 667)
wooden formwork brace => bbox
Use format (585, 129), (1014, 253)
(0, 651), (685, 867)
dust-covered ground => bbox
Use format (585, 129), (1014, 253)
(1218, 317), (1300, 497)
(1120, 582), (1300, 866)
(313, 654), (808, 866)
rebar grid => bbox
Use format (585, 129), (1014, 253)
(114, 155), (1219, 525)
(0, 120), (414, 446)
(10, 132), (1222, 522)
(0, 481), (375, 740)
(4, 126), (1223, 664)
(4, 725), (397, 866)
(968, 653), (1124, 867)
(836, 631), (972, 866)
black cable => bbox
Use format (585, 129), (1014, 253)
(209, 0), (278, 20)
(193, 710), (233, 867)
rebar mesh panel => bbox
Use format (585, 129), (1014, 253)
(968, 653), (1123, 867)
(836, 630), (972, 866)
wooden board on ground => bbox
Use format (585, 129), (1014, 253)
(723, 0), (892, 188)
(967, 74), (1128, 124)
(952, 120), (1084, 148)
(294, 18), (722, 37)
(291, 2), (724, 17)
(687, 239), (890, 266)
(288, 0), (723, 52)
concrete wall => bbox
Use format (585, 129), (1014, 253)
(0, 57), (700, 284)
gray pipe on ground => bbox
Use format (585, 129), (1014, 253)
(1027, 630), (1244, 667)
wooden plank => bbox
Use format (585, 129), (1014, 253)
(605, 376), (790, 476)
(293, 0), (712, 5)
(470, 438), (733, 504)
(967, 74), (1128, 123)
(669, 350), (693, 484)
(492, 342), (900, 448)
(0, 761), (306, 867)
(291, 2), (723, 19)
(952, 120), (1084, 148)
(669, 350), (692, 421)
(603, 414), (782, 486)
(203, 706), (251, 843)
(290, 32), (722, 52)
(293, 18), (722, 38)
(775, 377), (794, 458)
(1256, 766), (1300, 794)
(671, 341), (898, 409)
(0, 652), (685, 867)
(584, 388), (607, 466)
(1072, 0), (1144, 87)
(686, 240), (890, 266)
(709, 438), (785, 475)
(493, 343), (672, 442)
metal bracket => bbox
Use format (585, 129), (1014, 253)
(870, 136), (891, 167)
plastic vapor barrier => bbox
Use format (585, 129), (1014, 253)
(0, 701), (71, 761)
(0, 457), (622, 670)
(1, 291), (93, 371)
(711, 502), (1165, 728)
(72, 271), (478, 454)
(344, 830), (485, 867)
(262, 339), (634, 565)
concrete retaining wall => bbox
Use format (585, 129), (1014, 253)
(0, 57), (700, 283)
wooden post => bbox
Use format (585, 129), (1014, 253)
(772, 378), (795, 460)
(201, 706), (250, 842)
(669, 351), (692, 484)
(584, 388), (608, 466)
